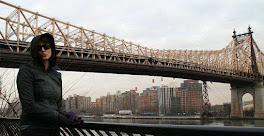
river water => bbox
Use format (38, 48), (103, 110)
(84, 118), (264, 127)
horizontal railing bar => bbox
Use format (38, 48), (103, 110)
(68, 121), (264, 136)
(1, 117), (264, 136)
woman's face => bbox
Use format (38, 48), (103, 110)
(38, 41), (52, 61)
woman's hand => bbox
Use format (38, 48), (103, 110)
(65, 111), (84, 125)
(58, 114), (72, 125)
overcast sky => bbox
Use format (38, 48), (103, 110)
(0, 0), (262, 105)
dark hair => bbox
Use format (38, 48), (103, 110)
(40, 36), (51, 44)
(30, 33), (57, 69)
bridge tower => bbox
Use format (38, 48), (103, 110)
(201, 81), (212, 117)
(231, 27), (264, 118)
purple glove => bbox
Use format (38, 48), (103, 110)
(65, 111), (84, 125)
(65, 111), (78, 122)
(58, 114), (72, 125)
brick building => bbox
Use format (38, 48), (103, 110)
(65, 94), (91, 114)
(159, 80), (202, 115)
(139, 86), (159, 115)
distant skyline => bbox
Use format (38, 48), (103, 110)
(0, 68), (233, 105)
(0, 0), (261, 105)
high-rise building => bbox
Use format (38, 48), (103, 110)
(158, 85), (185, 115)
(158, 80), (202, 115)
(83, 96), (92, 111)
(114, 91), (122, 113)
(139, 86), (159, 115)
(94, 91), (122, 115)
(94, 97), (102, 115)
(223, 102), (231, 117)
(100, 96), (107, 114)
(120, 89), (139, 114)
(65, 94), (91, 114)
(106, 92), (121, 114)
(180, 80), (202, 113)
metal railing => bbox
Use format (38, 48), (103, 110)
(1, 117), (264, 136)
(0, 117), (20, 136)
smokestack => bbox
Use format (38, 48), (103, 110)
(152, 79), (155, 87)
(135, 87), (137, 91)
(161, 77), (163, 86)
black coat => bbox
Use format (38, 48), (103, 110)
(17, 33), (65, 129)
(17, 62), (64, 128)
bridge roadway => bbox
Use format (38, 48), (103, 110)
(0, 39), (258, 85)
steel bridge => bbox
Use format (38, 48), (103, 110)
(0, 0), (264, 118)
(0, 1), (264, 85)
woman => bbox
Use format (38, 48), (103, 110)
(17, 33), (82, 136)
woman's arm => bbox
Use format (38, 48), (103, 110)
(57, 74), (67, 116)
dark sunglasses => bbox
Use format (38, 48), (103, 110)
(37, 43), (51, 51)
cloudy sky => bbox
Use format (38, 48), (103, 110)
(1, 0), (262, 104)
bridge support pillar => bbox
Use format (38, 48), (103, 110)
(231, 82), (264, 118)
(254, 82), (264, 118)
(231, 85), (243, 118)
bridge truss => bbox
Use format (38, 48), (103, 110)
(0, 0), (264, 84)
